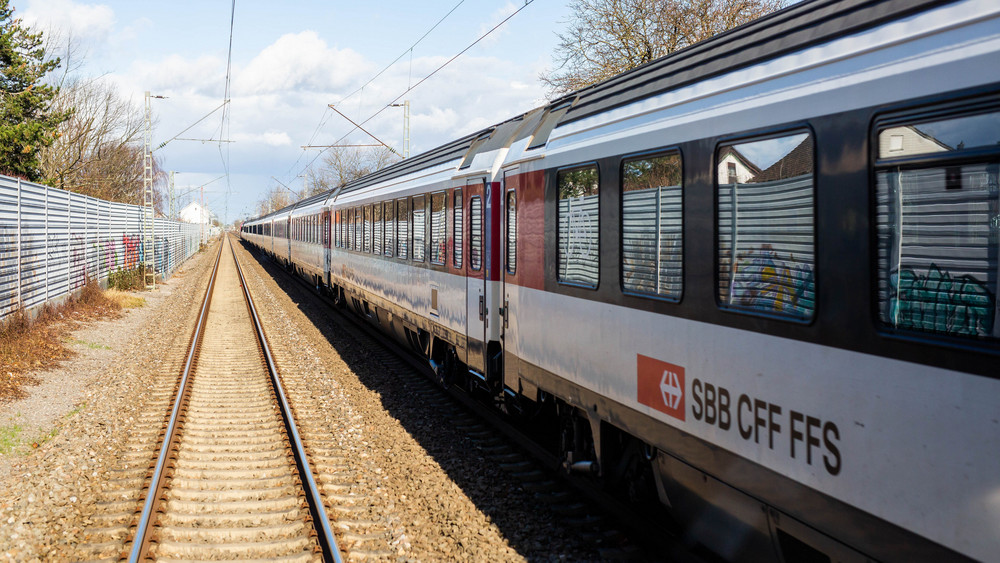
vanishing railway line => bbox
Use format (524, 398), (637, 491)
(83, 236), (343, 562)
(242, 240), (676, 561)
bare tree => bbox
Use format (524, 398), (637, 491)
(307, 146), (401, 194)
(256, 185), (296, 217)
(254, 146), (398, 217)
(39, 76), (165, 208)
(542, 0), (785, 96)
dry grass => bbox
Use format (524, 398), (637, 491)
(0, 282), (123, 403)
(104, 289), (145, 309)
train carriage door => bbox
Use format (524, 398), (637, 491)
(501, 169), (518, 393)
(322, 209), (331, 286)
(466, 178), (487, 375)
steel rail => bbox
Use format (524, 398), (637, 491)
(229, 237), (343, 563)
(128, 239), (225, 562)
(237, 238), (683, 560)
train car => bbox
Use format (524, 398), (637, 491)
(287, 192), (331, 287)
(491, 1), (1000, 561)
(240, 0), (1000, 560)
(326, 133), (486, 376)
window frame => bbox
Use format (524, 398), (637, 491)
(870, 100), (1000, 347)
(713, 126), (818, 324)
(619, 148), (684, 302)
(429, 191), (447, 266)
(412, 194), (426, 262)
(453, 188), (463, 268)
(556, 162), (601, 289)
(469, 195), (483, 272)
(374, 201), (383, 256)
(505, 188), (516, 275)
(383, 200), (395, 258)
(396, 197), (410, 260)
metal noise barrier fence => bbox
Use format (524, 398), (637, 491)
(0, 174), (204, 320)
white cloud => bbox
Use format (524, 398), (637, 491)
(477, 2), (519, 46)
(21, 0), (115, 42)
(234, 31), (370, 96)
(124, 54), (226, 97)
(114, 16), (151, 44)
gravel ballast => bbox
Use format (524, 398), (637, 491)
(0, 236), (619, 561)
(0, 242), (220, 561)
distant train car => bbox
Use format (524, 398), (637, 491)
(287, 192), (331, 287)
(241, 1), (1000, 560)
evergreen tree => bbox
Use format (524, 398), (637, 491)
(0, 0), (69, 181)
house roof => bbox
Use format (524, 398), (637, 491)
(752, 138), (813, 182)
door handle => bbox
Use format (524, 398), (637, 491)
(479, 295), (485, 320)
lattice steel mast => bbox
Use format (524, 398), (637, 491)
(143, 91), (155, 290)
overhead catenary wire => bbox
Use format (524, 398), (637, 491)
(220, 0), (237, 223)
(282, 0), (466, 181)
(154, 100), (229, 152)
(294, 0), (535, 181)
(336, 0), (467, 107)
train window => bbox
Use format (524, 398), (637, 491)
(396, 198), (410, 259)
(875, 109), (1000, 340)
(470, 196), (482, 271)
(430, 191), (446, 265)
(374, 203), (383, 255)
(557, 164), (600, 287)
(453, 188), (463, 268)
(363, 205), (372, 253)
(384, 201), (394, 257)
(506, 189), (516, 274)
(340, 210), (346, 248)
(346, 209), (353, 249)
(354, 207), (362, 250)
(622, 152), (682, 299)
(717, 131), (815, 320)
(413, 195), (426, 262)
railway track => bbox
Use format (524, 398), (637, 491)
(241, 241), (694, 561)
(119, 236), (341, 561)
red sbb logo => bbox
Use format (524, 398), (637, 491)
(637, 355), (686, 421)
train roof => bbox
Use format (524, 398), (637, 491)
(557, 0), (956, 125)
(335, 130), (482, 196)
(250, 0), (956, 222)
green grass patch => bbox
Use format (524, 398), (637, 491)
(66, 403), (86, 418)
(0, 424), (23, 454)
(68, 338), (111, 350)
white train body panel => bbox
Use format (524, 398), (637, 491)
(509, 284), (1000, 560)
(498, 2), (1000, 560)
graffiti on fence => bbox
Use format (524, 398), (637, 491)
(728, 245), (815, 318)
(888, 264), (996, 337)
(122, 234), (141, 269)
(104, 238), (118, 271)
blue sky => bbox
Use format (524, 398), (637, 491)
(21, 0), (573, 223)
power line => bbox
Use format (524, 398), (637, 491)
(282, 0), (466, 183)
(154, 100), (229, 151)
(336, 0), (467, 107)
(295, 0), (535, 180)
(221, 0), (237, 224)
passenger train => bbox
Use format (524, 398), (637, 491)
(242, 0), (1000, 560)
